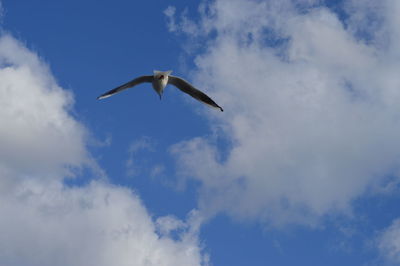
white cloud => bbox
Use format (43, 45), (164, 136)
(0, 181), (205, 266)
(168, 0), (400, 226)
(0, 34), (90, 187)
(0, 34), (206, 266)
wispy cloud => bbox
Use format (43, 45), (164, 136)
(378, 218), (400, 265)
(164, 6), (177, 32)
(126, 136), (156, 177)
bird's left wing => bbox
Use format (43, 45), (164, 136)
(97, 75), (153, 100)
(168, 75), (223, 112)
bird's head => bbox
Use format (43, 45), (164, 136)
(153, 70), (172, 80)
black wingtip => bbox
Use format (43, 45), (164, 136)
(220, 107), (224, 112)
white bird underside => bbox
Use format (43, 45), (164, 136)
(97, 71), (223, 112)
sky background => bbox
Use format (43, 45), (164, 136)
(1, 0), (400, 265)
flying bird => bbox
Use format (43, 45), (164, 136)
(97, 70), (223, 112)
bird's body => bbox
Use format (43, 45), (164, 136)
(97, 70), (223, 112)
(152, 70), (171, 98)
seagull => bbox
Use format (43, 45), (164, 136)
(97, 70), (223, 112)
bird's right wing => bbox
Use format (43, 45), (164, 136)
(97, 75), (153, 100)
(168, 75), (223, 112)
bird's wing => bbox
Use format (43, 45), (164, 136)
(97, 75), (153, 100)
(168, 75), (223, 112)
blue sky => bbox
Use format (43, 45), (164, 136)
(2, 0), (400, 265)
